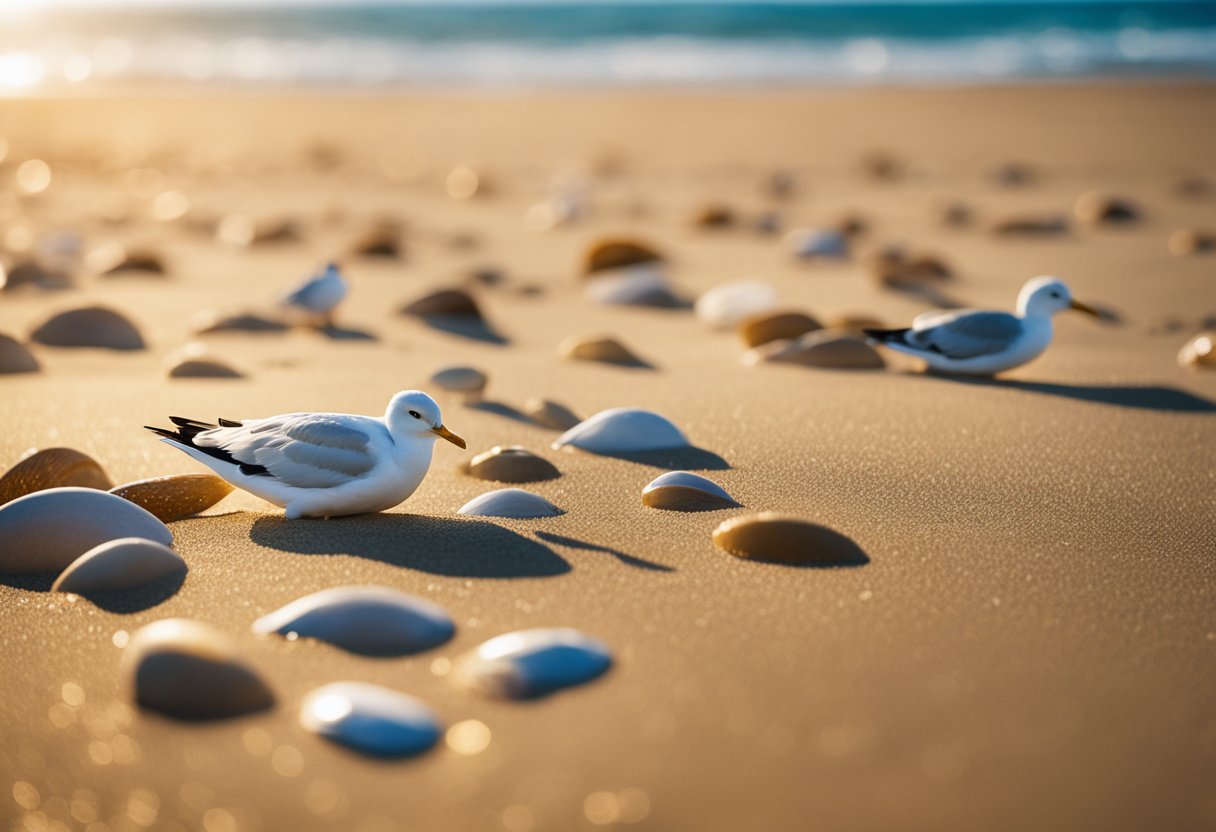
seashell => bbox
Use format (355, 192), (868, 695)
(52, 537), (186, 595)
(109, 474), (234, 522)
(300, 682), (440, 758)
(695, 281), (779, 330)
(835, 213), (869, 238)
(553, 408), (689, 454)
(0, 333), (39, 374)
(0, 259), (72, 291)
(253, 586), (454, 656)
(932, 198), (973, 227)
(693, 204), (736, 229)
(1173, 175), (1211, 199)
(860, 151), (903, 181)
(991, 215), (1069, 236)
(868, 247), (952, 287)
(764, 170), (796, 199)
(465, 446), (560, 483)
(29, 306), (145, 350)
(124, 618), (274, 720)
(164, 343), (244, 379)
(217, 214), (300, 247)
(827, 314), (886, 336)
(642, 471), (739, 511)
(192, 310), (289, 334)
(350, 226), (402, 259)
(785, 228), (848, 259)
(0, 487), (172, 573)
(994, 162), (1035, 187)
(102, 248), (166, 276)
(754, 211), (782, 235)
(738, 311), (822, 348)
(430, 366), (487, 398)
(525, 398), (581, 430)
(583, 264), (681, 308)
(583, 238), (663, 276)
(1074, 192), (1139, 225)
(454, 627), (612, 699)
(1168, 228), (1215, 257)
(400, 288), (482, 319)
(1178, 332), (1216, 368)
(446, 162), (487, 200)
(713, 513), (867, 565)
(560, 334), (647, 367)
(744, 331), (885, 370)
(457, 488), (562, 519)
(0, 448), (112, 506)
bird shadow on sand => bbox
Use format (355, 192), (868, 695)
(418, 315), (509, 346)
(249, 514), (570, 578)
(0, 571), (185, 613)
(930, 374), (1216, 413)
(579, 446), (730, 471)
(535, 531), (675, 573)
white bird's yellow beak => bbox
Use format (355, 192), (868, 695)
(1070, 299), (1101, 317)
(431, 424), (466, 449)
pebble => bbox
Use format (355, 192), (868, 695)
(743, 331), (885, 369)
(465, 446), (560, 483)
(0, 447), (112, 506)
(52, 537), (186, 595)
(0, 487), (172, 573)
(1178, 332), (1216, 368)
(553, 408), (689, 453)
(693, 204), (737, 229)
(165, 343), (244, 378)
(738, 311), (822, 348)
(109, 474), (234, 522)
(524, 398), (582, 430)
(253, 586), (455, 656)
(695, 281), (779, 330)
(1, 259), (72, 291)
(430, 366), (488, 399)
(300, 682), (441, 758)
(457, 488), (562, 519)
(991, 215), (1069, 236)
(29, 306), (145, 350)
(713, 513), (866, 565)
(350, 226), (402, 259)
(582, 238), (663, 275)
(642, 471), (739, 511)
(0, 333), (39, 374)
(560, 334), (647, 367)
(400, 288), (483, 319)
(785, 228), (848, 259)
(124, 619), (274, 719)
(454, 627), (612, 699)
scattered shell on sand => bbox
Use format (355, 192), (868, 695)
(52, 537), (186, 595)
(454, 627), (612, 699)
(446, 162), (488, 200)
(744, 331), (886, 370)
(124, 619), (274, 720)
(430, 366), (488, 399)
(695, 281), (779, 330)
(560, 334), (647, 367)
(253, 586), (455, 656)
(582, 238), (664, 276)
(785, 228), (849, 259)
(827, 314), (886, 336)
(30, 306), (146, 350)
(300, 682), (441, 758)
(994, 162), (1036, 187)
(1074, 192), (1140, 225)
(868, 247), (953, 287)
(693, 204), (737, 229)
(860, 151), (903, 181)
(0, 487), (172, 573)
(525, 398), (582, 431)
(1178, 332), (1216, 368)
(400, 288), (483, 319)
(350, 226), (402, 259)
(0, 448), (112, 506)
(553, 408), (689, 454)
(932, 197), (973, 227)
(0, 259), (72, 291)
(457, 488), (562, 519)
(192, 310), (289, 335)
(217, 214), (300, 247)
(1168, 228), (1215, 257)
(109, 474), (234, 522)
(738, 310), (822, 348)
(101, 248), (166, 276)
(642, 471), (739, 511)
(713, 513), (866, 565)
(764, 170), (796, 199)
(0, 333), (39, 374)
(991, 215), (1070, 236)
(164, 343), (244, 379)
(583, 265), (681, 308)
(1173, 175), (1211, 199)
(465, 446), (560, 483)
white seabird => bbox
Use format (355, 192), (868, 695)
(864, 276), (1100, 375)
(146, 391), (465, 519)
(279, 262), (348, 326)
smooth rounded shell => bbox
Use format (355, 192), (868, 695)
(458, 488), (562, 519)
(525, 398), (581, 430)
(300, 682), (441, 758)
(109, 474), (234, 522)
(0, 448), (112, 506)
(745, 332), (885, 370)
(560, 335), (644, 366)
(1178, 332), (1216, 368)
(642, 471), (739, 511)
(583, 265), (680, 308)
(400, 289), (482, 318)
(1168, 228), (1215, 257)
(430, 366), (488, 395)
(0, 333), (39, 374)
(466, 446), (560, 483)
(454, 627), (612, 699)
(1075, 192), (1139, 224)
(0, 487), (173, 573)
(583, 238), (664, 275)
(553, 408), (689, 453)
(193, 310), (289, 334)
(165, 343), (244, 378)
(124, 619), (273, 720)
(738, 311), (822, 348)
(30, 306), (145, 350)
(694, 281), (779, 330)
(713, 513), (867, 565)
(785, 228), (848, 258)
(52, 537), (186, 594)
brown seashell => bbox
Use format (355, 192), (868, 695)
(193, 310), (289, 334)
(165, 343), (244, 379)
(712, 513), (867, 565)
(524, 398), (581, 431)
(932, 198), (973, 227)
(1167, 228), (1215, 257)
(642, 471), (738, 511)
(124, 619), (274, 720)
(583, 238), (664, 276)
(560, 335), (647, 367)
(1173, 175), (1211, 199)
(836, 213), (869, 237)
(30, 305), (145, 350)
(860, 151), (903, 181)
(1, 259), (72, 291)
(0, 448), (112, 507)
(744, 331), (885, 370)
(430, 366), (488, 397)
(400, 288), (482, 319)
(104, 249), (166, 275)
(868, 247), (952, 287)
(738, 311), (822, 348)
(694, 205), (736, 229)
(994, 162), (1035, 187)
(991, 215), (1069, 236)
(1074, 192), (1140, 225)
(0, 333), (39, 374)
(350, 226), (402, 259)
(465, 446), (560, 483)
(1178, 331), (1216, 368)
(110, 474), (234, 522)
(827, 314), (885, 335)
(52, 537), (186, 595)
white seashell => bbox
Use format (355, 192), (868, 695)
(642, 471), (739, 511)
(300, 682), (441, 758)
(584, 264), (680, 307)
(430, 365), (488, 397)
(743, 332), (885, 370)
(457, 488), (562, 519)
(52, 537), (186, 595)
(252, 586), (454, 656)
(465, 446), (560, 483)
(0, 487), (173, 573)
(785, 228), (848, 259)
(694, 281), (778, 330)
(1178, 331), (1216, 368)
(553, 408), (689, 454)
(454, 627), (612, 699)
(124, 618), (274, 719)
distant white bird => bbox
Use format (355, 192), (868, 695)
(147, 391), (465, 519)
(279, 262), (348, 326)
(864, 276), (1100, 375)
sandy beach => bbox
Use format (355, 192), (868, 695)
(1, 83), (1215, 832)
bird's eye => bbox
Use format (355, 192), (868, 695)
(1050, 292), (1061, 298)
(408, 410), (421, 419)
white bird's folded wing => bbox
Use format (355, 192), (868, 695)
(909, 310), (1025, 360)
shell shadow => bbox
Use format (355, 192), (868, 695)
(418, 316), (509, 345)
(534, 531), (675, 573)
(0, 571), (185, 613)
(248, 514), (570, 578)
(466, 400), (534, 424)
(575, 446), (730, 471)
(317, 324), (379, 342)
